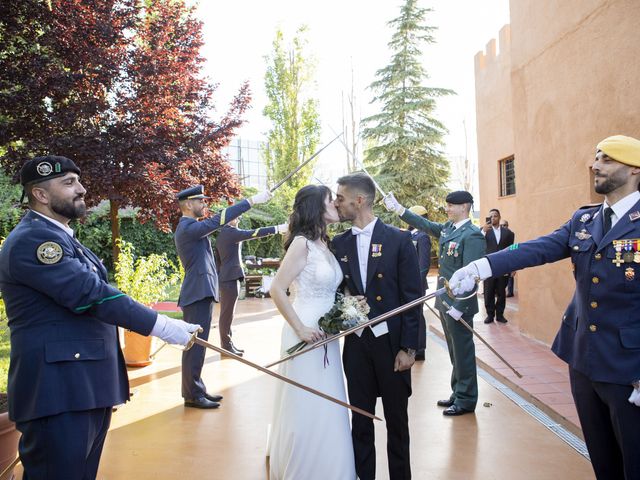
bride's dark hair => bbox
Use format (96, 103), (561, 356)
(284, 185), (332, 251)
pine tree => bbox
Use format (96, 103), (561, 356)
(362, 0), (453, 222)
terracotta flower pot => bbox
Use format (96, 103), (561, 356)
(122, 331), (154, 367)
(0, 403), (19, 480)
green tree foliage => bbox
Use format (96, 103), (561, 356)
(362, 0), (453, 223)
(263, 27), (321, 208)
(0, 168), (21, 239)
(114, 239), (181, 306)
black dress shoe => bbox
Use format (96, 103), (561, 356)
(221, 345), (244, 357)
(204, 393), (223, 402)
(437, 399), (455, 407)
(184, 397), (220, 409)
(443, 404), (473, 416)
(496, 316), (508, 323)
(484, 316), (495, 324)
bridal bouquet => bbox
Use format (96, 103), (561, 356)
(286, 294), (371, 355)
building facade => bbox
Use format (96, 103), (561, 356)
(475, 0), (640, 343)
(224, 138), (268, 190)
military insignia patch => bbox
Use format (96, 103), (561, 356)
(371, 244), (382, 257)
(579, 213), (591, 223)
(629, 211), (640, 222)
(37, 241), (63, 264)
(340, 255), (348, 262)
(575, 230), (592, 240)
(508, 243), (519, 251)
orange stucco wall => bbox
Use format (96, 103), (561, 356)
(475, 0), (640, 344)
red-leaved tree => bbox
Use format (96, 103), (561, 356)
(0, 0), (249, 261)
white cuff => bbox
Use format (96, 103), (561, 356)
(475, 258), (493, 280)
(150, 313), (166, 337)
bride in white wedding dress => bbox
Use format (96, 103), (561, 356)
(268, 185), (356, 480)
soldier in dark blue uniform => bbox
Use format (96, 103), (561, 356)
(214, 217), (286, 355)
(174, 185), (272, 408)
(407, 205), (432, 361)
(0, 156), (199, 479)
(450, 135), (640, 480)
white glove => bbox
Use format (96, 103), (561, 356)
(250, 190), (273, 205)
(629, 383), (640, 407)
(383, 192), (405, 215)
(449, 258), (493, 296)
(277, 223), (288, 234)
(150, 313), (201, 346)
(446, 306), (464, 321)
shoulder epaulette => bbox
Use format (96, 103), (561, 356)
(577, 203), (602, 210)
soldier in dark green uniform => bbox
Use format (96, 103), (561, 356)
(384, 190), (485, 416)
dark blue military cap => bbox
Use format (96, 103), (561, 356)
(445, 190), (474, 205)
(20, 156), (81, 186)
(176, 185), (210, 201)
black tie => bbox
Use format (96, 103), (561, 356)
(603, 207), (614, 235)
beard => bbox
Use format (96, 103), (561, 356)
(51, 195), (87, 220)
(595, 170), (627, 194)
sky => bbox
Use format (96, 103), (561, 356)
(195, 0), (510, 195)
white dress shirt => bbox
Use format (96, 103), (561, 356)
(604, 191), (640, 229)
(351, 218), (388, 337)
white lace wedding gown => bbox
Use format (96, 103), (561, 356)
(268, 239), (356, 480)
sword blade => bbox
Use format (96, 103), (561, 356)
(264, 287), (448, 369)
(330, 126), (386, 197)
(423, 301), (523, 378)
(270, 133), (343, 193)
(190, 336), (381, 420)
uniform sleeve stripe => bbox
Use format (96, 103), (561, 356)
(220, 209), (226, 225)
(75, 293), (126, 312)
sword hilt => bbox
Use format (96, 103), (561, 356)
(184, 328), (203, 352)
(442, 277), (480, 300)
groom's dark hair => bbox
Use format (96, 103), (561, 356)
(336, 172), (375, 207)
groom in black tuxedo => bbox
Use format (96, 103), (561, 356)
(332, 173), (423, 480)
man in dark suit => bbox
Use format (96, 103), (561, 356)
(384, 190), (486, 417)
(174, 185), (272, 409)
(214, 217), (286, 355)
(332, 173), (422, 480)
(0, 156), (199, 479)
(450, 135), (640, 480)
(407, 205), (432, 361)
(481, 208), (515, 323)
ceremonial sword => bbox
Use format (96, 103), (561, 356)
(423, 297), (523, 378)
(269, 132), (343, 193)
(330, 126), (387, 197)
(184, 334), (381, 421)
(264, 279), (475, 369)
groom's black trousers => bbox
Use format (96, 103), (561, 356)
(343, 328), (411, 480)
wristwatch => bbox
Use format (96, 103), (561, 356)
(400, 347), (416, 357)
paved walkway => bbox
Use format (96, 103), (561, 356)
(11, 295), (592, 479)
(425, 291), (581, 436)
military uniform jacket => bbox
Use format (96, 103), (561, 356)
(486, 202), (640, 385)
(174, 200), (251, 307)
(332, 220), (423, 357)
(411, 229), (431, 290)
(215, 224), (277, 283)
(401, 210), (486, 316)
(0, 211), (157, 423)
